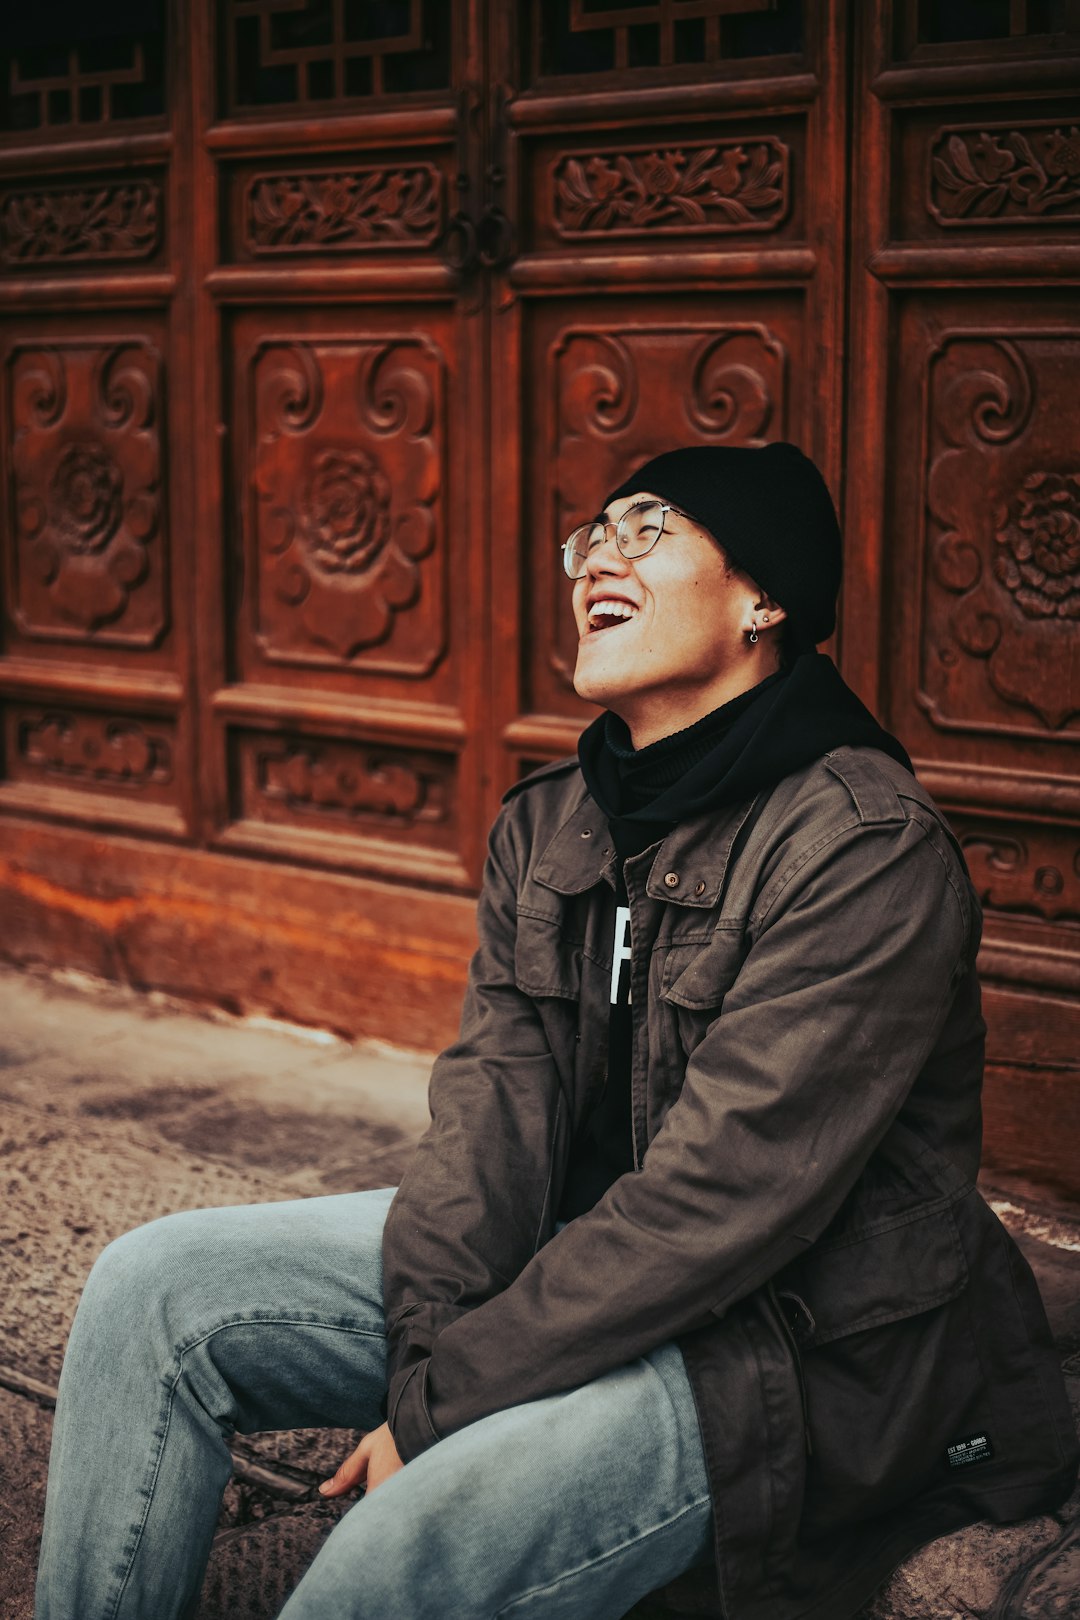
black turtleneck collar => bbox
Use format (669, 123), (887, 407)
(578, 653), (912, 845)
(601, 673), (782, 816)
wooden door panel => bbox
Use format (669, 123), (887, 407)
(221, 155), (447, 263)
(0, 310), (189, 839)
(0, 699), (184, 837)
(887, 301), (1080, 757)
(0, 0), (192, 843)
(196, 0), (482, 891)
(1, 4), (167, 133)
(229, 313), (455, 689)
(893, 102), (1080, 240)
(520, 1), (806, 83)
(0, 170), (168, 270)
(218, 0), (454, 116)
(521, 118), (805, 253)
(4, 325), (171, 658)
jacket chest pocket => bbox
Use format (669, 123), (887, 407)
(514, 910), (608, 1127)
(656, 926), (747, 1058)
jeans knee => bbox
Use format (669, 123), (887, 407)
(80, 1211), (199, 1343)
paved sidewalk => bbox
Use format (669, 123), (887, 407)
(1, 963), (1077, 1620)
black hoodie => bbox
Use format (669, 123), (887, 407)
(558, 654), (912, 1219)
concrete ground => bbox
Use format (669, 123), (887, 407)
(1, 961), (1077, 1620)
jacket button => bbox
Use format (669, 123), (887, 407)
(664, 871), (680, 889)
(695, 880), (707, 896)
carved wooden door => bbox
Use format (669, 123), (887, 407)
(844, 1), (1080, 1191)
(0, 0), (490, 1046)
(204, 1), (490, 896)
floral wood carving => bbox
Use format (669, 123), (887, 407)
(995, 472), (1080, 621)
(245, 167), (441, 253)
(546, 322), (786, 693)
(923, 333), (1079, 734)
(19, 711), (172, 788)
(929, 124), (1080, 225)
(251, 338), (445, 671)
(256, 740), (449, 824)
(9, 342), (167, 645)
(552, 139), (788, 237)
(0, 182), (161, 265)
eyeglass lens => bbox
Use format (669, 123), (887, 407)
(562, 500), (667, 579)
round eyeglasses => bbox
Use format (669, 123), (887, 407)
(561, 499), (691, 581)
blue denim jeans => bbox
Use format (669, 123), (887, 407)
(35, 1187), (712, 1619)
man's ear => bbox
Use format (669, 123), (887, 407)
(755, 591), (787, 627)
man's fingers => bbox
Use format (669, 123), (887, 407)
(318, 1434), (370, 1498)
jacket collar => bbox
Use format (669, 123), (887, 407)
(533, 786), (759, 907)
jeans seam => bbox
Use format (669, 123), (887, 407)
(106, 1362), (182, 1620)
(175, 1315), (386, 1359)
(105, 1315), (386, 1619)
(492, 1491), (712, 1617)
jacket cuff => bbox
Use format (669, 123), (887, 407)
(386, 1357), (440, 1464)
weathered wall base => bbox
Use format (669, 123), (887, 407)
(0, 818), (473, 1053)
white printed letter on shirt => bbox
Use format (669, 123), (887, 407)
(610, 904), (632, 1005)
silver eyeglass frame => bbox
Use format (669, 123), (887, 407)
(561, 499), (694, 581)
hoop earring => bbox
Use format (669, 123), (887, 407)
(749, 626), (758, 644)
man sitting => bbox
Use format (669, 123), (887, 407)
(36, 444), (1076, 1620)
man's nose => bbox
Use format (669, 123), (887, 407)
(586, 526), (631, 577)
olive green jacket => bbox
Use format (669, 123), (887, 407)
(382, 746), (1077, 1620)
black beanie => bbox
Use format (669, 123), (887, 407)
(604, 443), (842, 648)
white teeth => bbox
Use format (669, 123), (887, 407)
(587, 600), (639, 628)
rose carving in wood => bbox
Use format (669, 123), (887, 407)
(251, 338), (444, 669)
(994, 472), (1080, 622)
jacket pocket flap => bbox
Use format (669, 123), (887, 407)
(777, 1205), (969, 1348)
(660, 929), (746, 1010)
(514, 912), (585, 1000)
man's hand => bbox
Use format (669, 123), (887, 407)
(318, 1421), (404, 1499)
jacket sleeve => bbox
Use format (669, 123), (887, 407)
(387, 811), (978, 1460)
(381, 802), (570, 1459)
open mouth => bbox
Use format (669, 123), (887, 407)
(587, 600), (639, 633)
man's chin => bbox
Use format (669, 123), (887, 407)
(573, 658), (639, 711)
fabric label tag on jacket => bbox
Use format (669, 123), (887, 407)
(945, 1433), (994, 1469)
